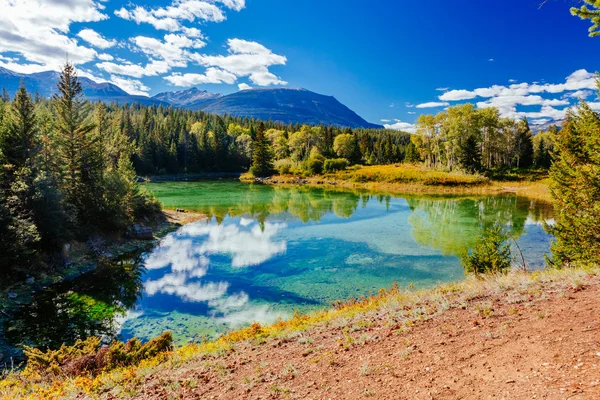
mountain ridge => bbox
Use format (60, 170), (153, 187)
(0, 67), (382, 129)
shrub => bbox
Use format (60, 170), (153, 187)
(323, 158), (348, 173)
(461, 225), (512, 276)
(274, 158), (293, 175)
(23, 331), (173, 378)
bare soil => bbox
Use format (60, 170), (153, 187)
(109, 276), (600, 400)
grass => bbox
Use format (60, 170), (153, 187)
(242, 164), (552, 202)
(2, 264), (598, 400)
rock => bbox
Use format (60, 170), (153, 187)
(133, 224), (153, 240)
(8, 293), (17, 299)
(25, 277), (34, 285)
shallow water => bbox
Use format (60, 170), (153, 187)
(2, 181), (554, 357)
(120, 181), (554, 344)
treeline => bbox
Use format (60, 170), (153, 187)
(98, 105), (412, 176)
(411, 104), (555, 173)
(0, 63), (160, 280)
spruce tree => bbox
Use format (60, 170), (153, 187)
(549, 102), (600, 267)
(1, 83), (38, 169)
(457, 134), (481, 173)
(515, 118), (534, 168)
(250, 122), (274, 177)
(53, 61), (100, 221)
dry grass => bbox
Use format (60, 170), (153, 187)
(244, 164), (552, 202)
(2, 265), (597, 400)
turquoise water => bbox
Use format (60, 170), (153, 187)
(119, 181), (554, 344)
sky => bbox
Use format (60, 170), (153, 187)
(1, 0), (599, 130)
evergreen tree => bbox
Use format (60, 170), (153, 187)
(250, 122), (274, 177)
(53, 61), (101, 223)
(1, 83), (38, 169)
(457, 134), (481, 173)
(515, 118), (534, 168)
(549, 102), (600, 267)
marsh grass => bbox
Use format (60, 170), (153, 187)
(2, 266), (598, 399)
(245, 164), (552, 201)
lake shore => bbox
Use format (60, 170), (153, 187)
(241, 164), (552, 203)
(3, 266), (598, 399)
(0, 209), (206, 365)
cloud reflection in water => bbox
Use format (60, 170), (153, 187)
(142, 219), (288, 327)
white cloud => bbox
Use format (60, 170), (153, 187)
(189, 39), (287, 86)
(165, 67), (237, 86)
(97, 59), (171, 78)
(108, 75), (151, 96)
(433, 69), (600, 124)
(77, 28), (116, 49)
(435, 87), (449, 92)
(488, 58), (495, 62)
(98, 53), (114, 61)
(440, 69), (598, 102)
(0, 0), (105, 69)
(384, 119), (417, 133)
(238, 83), (252, 90)
(415, 101), (449, 109)
(114, 0), (245, 32)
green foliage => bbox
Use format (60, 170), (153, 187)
(305, 148), (325, 175)
(549, 102), (600, 268)
(323, 158), (348, 173)
(413, 104), (537, 173)
(571, 0), (600, 36)
(0, 63), (161, 279)
(274, 158), (293, 175)
(461, 225), (512, 275)
(333, 133), (357, 160)
(250, 122), (274, 177)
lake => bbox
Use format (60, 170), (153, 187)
(3, 181), (555, 356)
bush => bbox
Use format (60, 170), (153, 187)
(274, 158), (293, 175)
(461, 226), (512, 276)
(305, 152), (325, 175)
(323, 158), (348, 173)
(23, 331), (173, 378)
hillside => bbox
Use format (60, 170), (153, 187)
(0, 68), (382, 129)
(199, 88), (383, 129)
(3, 268), (599, 399)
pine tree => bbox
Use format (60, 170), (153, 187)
(549, 102), (600, 267)
(250, 122), (274, 177)
(515, 118), (534, 168)
(1, 83), (38, 169)
(53, 61), (101, 224)
(457, 134), (481, 173)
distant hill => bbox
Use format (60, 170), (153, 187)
(0, 67), (382, 129)
(0, 67), (168, 107)
(197, 88), (383, 129)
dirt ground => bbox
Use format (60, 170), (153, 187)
(101, 276), (600, 400)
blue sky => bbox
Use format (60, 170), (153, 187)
(1, 0), (599, 129)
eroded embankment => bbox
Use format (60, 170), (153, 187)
(3, 268), (599, 399)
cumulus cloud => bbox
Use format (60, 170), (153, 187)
(107, 75), (151, 96)
(165, 67), (237, 86)
(77, 29), (116, 49)
(384, 119), (417, 133)
(415, 101), (449, 109)
(0, 0), (105, 69)
(114, 0), (245, 32)
(238, 83), (252, 90)
(435, 69), (599, 124)
(188, 38), (287, 86)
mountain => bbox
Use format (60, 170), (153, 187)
(0, 67), (168, 107)
(152, 87), (222, 109)
(197, 88), (383, 129)
(0, 67), (381, 129)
